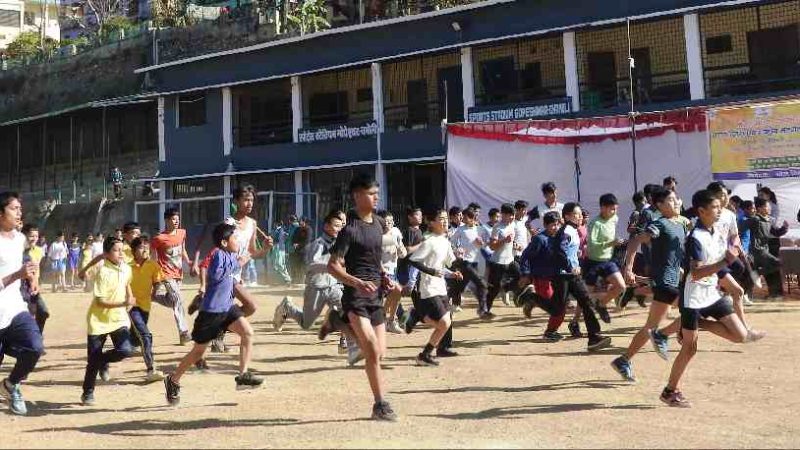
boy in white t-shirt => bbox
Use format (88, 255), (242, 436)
(485, 203), (516, 317)
(661, 189), (765, 408)
(408, 208), (463, 366)
(0, 192), (43, 416)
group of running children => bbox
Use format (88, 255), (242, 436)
(0, 172), (776, 420)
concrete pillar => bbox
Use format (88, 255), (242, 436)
(684, 13), (706, 100)
(222, 87), (233, 155)
(563, 31), (581, 112)
(294, 170), (303, 217)
(460, 47), (475, 119)
(291, 76), (303, 143)
(157, 97), (166, 162)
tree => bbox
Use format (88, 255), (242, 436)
(84, 0), (122, 36)
(286, 0), (330, 36)
(151, 0), (188, 27)
(6, 31), (57, 60)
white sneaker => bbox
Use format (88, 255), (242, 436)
(454, 305), (463, 313)
(745, 328), (767, 343)
(743, 294), (754, 307)
(273, 297), (291, 332)
(338, 335), (348, 355)
(347, 347), (364, 366)
(145, 370), (165, 383)
(385, 320), (403, 334)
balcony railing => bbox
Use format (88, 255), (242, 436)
(234, 121), (293, 147)
(580, 71), (690, 111)
(302, 109), (374, 129)
(475, 84), (567, 108)
(704, 62), (800, 98)
(384, 100), (451, 130)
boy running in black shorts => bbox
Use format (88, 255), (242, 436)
(409, 208), (463, 365)
(164, 223), (263, 405)
(612, 187), (686, 381)
(660, 190), (765, 407)
(327, 174), (397, 421)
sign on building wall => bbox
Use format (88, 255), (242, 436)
(709, 102), (800, 180)
(298, 120), (379, 144)
(466, 97), (572, 123)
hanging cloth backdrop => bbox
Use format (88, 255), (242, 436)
(446, 109), (710, 233)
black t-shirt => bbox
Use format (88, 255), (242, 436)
(398, 226), (424, 271)
(330, 213), (385, 292)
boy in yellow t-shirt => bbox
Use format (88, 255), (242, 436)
(128, 236), (165, 383)
(81, 237), (135, 406)
(21, 224), (48, 333)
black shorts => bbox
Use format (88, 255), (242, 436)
(652, 285), (680, 305)
(342, 288), (385, 326)
(582, 260), (620, 286)
(412, 295), (449, 321)
(192, 305), (243, 344)
(680, 297), (735, 331)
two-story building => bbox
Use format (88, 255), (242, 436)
(2, 0), (800, 234)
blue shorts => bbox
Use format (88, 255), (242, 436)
(51, 258), (67, 273)
(0, 312), (44, 358)
(582, 260), (620, 286)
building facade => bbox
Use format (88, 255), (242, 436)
(2, 0), (800, 234)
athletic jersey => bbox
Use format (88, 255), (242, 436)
(409, 234), (456, 299)
(512, 218), (529, 257)
(490, 222), (515, 265)
(450, 224), (486, 263)
(225, 215), (256, 282)
(0, 231), (27, 330)
(646, 216), (687, 289)
(529, 201), (564, 230)
(682, 223), (727, 309)
(587, 215), (618, 262)
(305, 233), (339, 289)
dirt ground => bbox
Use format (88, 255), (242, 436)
(1, 283), (799, 449)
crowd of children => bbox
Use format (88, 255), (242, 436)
(0, 173), (786, 419)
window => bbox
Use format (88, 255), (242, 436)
(706, 35), (732, 54)
(356, 88), (372, 103)
(479, 57), (516, 104)
(177, 92), (206, 128)
(309, 92), (348, 126)
(0, 10), (19, 27)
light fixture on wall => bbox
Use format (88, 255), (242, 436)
(451, 21), (461, 32)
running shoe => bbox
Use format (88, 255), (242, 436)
(371, 400), (398, 422)
(516, 284), (535, 309)
(743, 295), (754, 307)
(636, 295), (647, 308)
(454, 305), (463, 313)
(595, 301), (612, 323)
(347, 347), (364, 366)
(479, 311), (496, 321)
(164, 375), (180, 405)
(568, 320), (583, 338)
(618, 288), (634, 310)
(145, 369), (166, 383)
(436, 348), (459, 358)
(522, 300), (535, 319)
(273, 296), (291, 332)
(1, 379), (27, 415)
(587, 335), (612, 352)
(99, 366), (111, 382)
(179, 331), (192, 346)
(385, 320), (403, 334)
(543, 330), (564, 342)
(235, 371), (264, 390)
(338, 335), (348, 355)
(80, 391), (95, 406)
(210, 337), (227, 353)
(660, 388), (690, 408)
(416, 352), (439, 367)
(650, 329), (670, 361)
(194, 358), (210, 372)
(611, 356), (636, 382)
